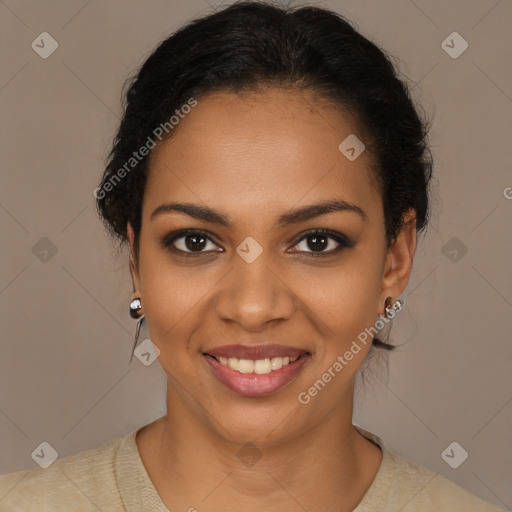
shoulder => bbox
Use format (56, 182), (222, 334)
(353, 425), (503, 512)
(0, 433), (128, 512)
(381, 450), (503, 511)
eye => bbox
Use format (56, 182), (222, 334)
(161, 228), (354, 258)
(289, 229), (354, 257)
(161, 229), (222, 257)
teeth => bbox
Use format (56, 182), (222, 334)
(238, 359), (254, 373)
(215, 355), (299, 374)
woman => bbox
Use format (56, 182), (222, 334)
(0, 1), (503, 510)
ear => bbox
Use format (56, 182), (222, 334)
(379, 208), (417, 314)
(127, 222), (141, 296)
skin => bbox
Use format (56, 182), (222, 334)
(126, 88), (417, 511)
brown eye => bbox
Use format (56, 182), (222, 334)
(183, 233), (207, 251)
(305, 234), (329, 252)
(290, 229), (354, 256)
(162, 229), (222, 256)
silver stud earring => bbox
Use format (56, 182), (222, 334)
(129, 298), (143, 319)
(384, 296), (404, 319)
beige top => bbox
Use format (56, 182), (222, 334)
(0, 425), (503, 511)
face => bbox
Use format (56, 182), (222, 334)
(127, 88), (416, 445)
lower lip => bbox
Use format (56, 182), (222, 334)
(203, 354), (309, 397)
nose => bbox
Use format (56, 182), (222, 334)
(214, 252), (296, 331)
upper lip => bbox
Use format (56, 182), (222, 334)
(204, 344), (308, 360)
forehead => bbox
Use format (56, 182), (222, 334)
(144, 89), (381, 220)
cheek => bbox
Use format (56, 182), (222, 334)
(137, 246), (208, 362)
(297, 257), (383, 350)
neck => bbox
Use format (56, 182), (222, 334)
(136, 380), (382, 512)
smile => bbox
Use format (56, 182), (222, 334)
(212, 355), (299, 374)
(203, 349), (310, 397)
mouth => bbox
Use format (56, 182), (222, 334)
(202, 344), (311, 397)
(204, 353), (301, 373)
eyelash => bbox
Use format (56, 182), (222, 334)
(161, 228), (354, 258)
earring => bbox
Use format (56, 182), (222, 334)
(384, 296), (404, 319)
(129, 298), (143, 319)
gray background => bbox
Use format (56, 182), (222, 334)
(0, 0), (511, 510)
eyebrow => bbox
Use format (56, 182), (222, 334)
(150, 199), (367, 227)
